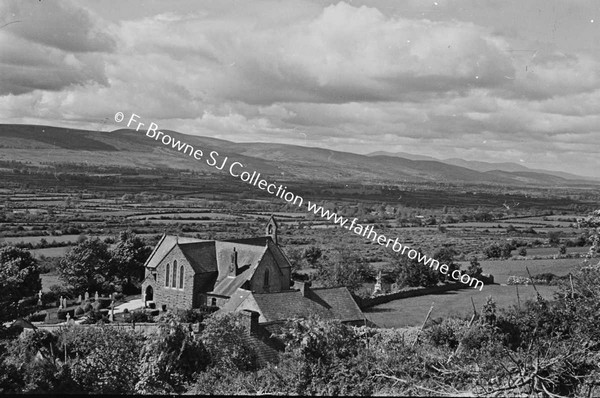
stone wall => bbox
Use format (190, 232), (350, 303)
(357, 283), (472, 309)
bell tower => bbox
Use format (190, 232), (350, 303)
(265, 215), (278, 245)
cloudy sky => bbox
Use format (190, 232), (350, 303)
(1, 0), (599, 177)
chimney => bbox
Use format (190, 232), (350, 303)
(241, 310), (259, 335)
(298, 281), (311, 297)
(229, 247), (238, 276)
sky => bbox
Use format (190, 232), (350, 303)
(0, 0), (599, 177)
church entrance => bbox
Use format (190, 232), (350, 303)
(145, 285), (154, 303)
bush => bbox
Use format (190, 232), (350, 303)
(82, 309), (109, 324)
(26, 310), (47, 322)
(48, 284), (72, 299)
(83, 303), (93, 312)
(176, 308), (216, 323)
(114, 292), (125, 301)
(93, 298), (112, 311)
(127, 310), (153, 323)
(460, 324), (496, 351)
(425, 318), (468, 349)
(74, 307), (85, 317)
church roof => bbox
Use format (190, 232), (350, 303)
(143, 235), (289, 279)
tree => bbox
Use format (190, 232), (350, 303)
(466, 257), (483, 278)
(548, 231), (561, 246)
(136, 313), (209, 394)
(394, 250), (440, 288)
(518, 247), (527, 257)
(58, 238), (111, 294)
(109, 230), (152, 292)
(558, 245), (567, 255)
(0, 246), (41, 321)
(432, 247), (459, 282)
(484, 243), (513, 259)
(315, 250), (373, 293)
(199, 312), (257, 372)
(303, 246), (322, 267)
(58, 325), (143, 394)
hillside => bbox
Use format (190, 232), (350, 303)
(368, 149), (595, 182)
(0, 124), (594, 187)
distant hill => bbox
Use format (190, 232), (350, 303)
(0, 124), (596, 187)
(368, 150), (596, 182)
(367, 151), (440, 162)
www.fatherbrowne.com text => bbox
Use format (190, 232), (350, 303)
(116, 112), (484, 291)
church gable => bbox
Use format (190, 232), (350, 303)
(250, 250), (287, 293)
(144, 244), (197, 311)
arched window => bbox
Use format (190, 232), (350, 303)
(179, 265), (184, 289)
(165, 263), (170, 287)
(172, 260), (177, 288)
(264, 268), (270, 289)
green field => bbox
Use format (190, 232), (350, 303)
(364, 284), (557, 328)
(468, 258), (584, 284)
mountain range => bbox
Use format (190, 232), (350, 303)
(0, 124), (596, 187)
(367, 151), (595, 182)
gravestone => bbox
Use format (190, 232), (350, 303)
(77, 294), (82, 304)
(58, 296), (63, 309)
(84, 291), (89, 301)
(94, 291), (99, 301)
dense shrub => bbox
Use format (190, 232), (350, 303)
(425, 318), (468, 348)
(26, 310), (48, 322)
(126, 310), (153, 323)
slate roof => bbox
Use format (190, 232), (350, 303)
(144, 235), (210, 270)
(221, 286), (366, 324)
(178, 241), (217, 274)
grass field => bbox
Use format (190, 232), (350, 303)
(364, 284), (557, 328)
(466, 258), (584, 284)
(31, 247), (71, 258)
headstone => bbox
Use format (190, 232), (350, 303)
(66, 313), (71, 322)
(109, 306), (115, 322)
(59, 296), (64, 309)
(94, 291), (99, 301)
(77, 295), (82, 304)
(37, 290), (43, 306)
(372, 271), (383, 296)
(84, 291), (89, 301)
(63, 297), (68, 308)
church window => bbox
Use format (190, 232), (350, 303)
(165, 263), (170, 287)
(179, 265), (184, 289)
(172, 260), (178, 288)
(264, 268), (270, 289)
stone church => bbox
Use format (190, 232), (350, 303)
(141, 216), (365, 325)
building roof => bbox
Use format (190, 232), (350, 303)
(221, 286), (365, 324)
(178, 241), (217, 274)
(144, 235), (290, 283)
